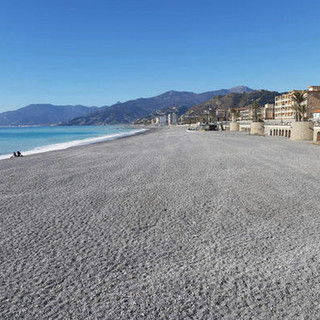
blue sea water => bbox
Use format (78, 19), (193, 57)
(0, 125), (146, 159)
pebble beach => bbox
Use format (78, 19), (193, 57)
(1, 127), (320, 319)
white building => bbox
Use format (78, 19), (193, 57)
(313, 109), (320, 121)
(159, 115), (167, 126)
(168, 113), (178, 125)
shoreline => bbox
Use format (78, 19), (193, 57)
(0, 127), (150, 160)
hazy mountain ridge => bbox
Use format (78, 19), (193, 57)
(0, 86), (253, 126)
(65, 86), (253, 125)
(0, 104), (99, 126)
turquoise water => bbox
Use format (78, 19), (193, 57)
(0, 125), (143, 158)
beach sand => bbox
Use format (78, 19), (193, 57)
(1, 127), (320, 319)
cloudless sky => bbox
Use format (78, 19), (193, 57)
(0, 0), (320, 111)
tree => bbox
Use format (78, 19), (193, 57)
(292, 91), (307, 122)
(230, 108), (240, 122)
(250, 102), (262, 122)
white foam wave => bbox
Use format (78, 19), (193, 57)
(0, 128), (148, 160)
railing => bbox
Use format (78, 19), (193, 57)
(264, 121), (292, 126)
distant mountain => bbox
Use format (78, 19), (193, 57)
(184, 90), (279, 117)
(65, 86), (253, 125)
(0, 104), (99, 126)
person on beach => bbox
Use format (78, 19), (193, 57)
(11, 151), (23, 158)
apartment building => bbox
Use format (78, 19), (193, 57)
(307, 86), (320, 117)
(239, 107), (252, 120)
(275, 86), (320, 121)
(159, 115), (167, 125)
(274, 91), (296, 121)
(263, 103), (274, 120)
(168, 113), (178, 125)
(236, 104), (274, 121)
(154, 115), (167, 125)
(216, 108), (228, 121)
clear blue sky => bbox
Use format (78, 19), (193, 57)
(0, 0), (320, 112)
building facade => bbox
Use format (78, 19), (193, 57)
(313, 109), (320, 122)
(159, 115), (167, 125)
(307, 86), (320, 118)
(235, 104), (274, 121)
(168, 113), (178, 125)
(239, 107), (252, 121)
(216, 109), (229, 121)
(262, 103), (274, 120)
(274, 91), (296, 121)
(274, 86), (320, 121)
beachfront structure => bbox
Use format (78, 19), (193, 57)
(313, 109), (320, 121)
(239, 107), (252, 120)
(172, 113), (178, 124)
(274, 91), (296, 121)
(233, 104), (274, 121)
(153, 115), (167, 125)
(159, 115), (167, 126)
(231, 104), (274, 121)
(274, 86), (320, 121)
(262, 103), (274, 120)
(308, 86), (320, 118)
(216, 109), (228, 121)
(168, 113), (177, 125)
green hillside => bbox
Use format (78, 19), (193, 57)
(184, 90), (280, 117)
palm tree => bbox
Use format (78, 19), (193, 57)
(250, 102), (261, 122)
(230, 108), (240, 122)
(292, 91), (307, 122)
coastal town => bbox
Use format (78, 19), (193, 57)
(149, 85), (320, 143)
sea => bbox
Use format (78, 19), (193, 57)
(0, 125), (147, 160)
